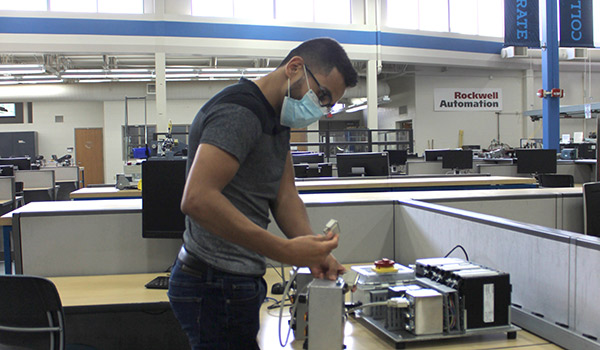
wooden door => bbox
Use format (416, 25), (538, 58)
(75, 128), (104, 186)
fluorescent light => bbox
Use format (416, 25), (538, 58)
(21, 74), (59, 80)
(79, 79), (113, 83)
(201, 68), (240, 72)
(0, 64), (45, 75)
(20, 79), (63, 84)
(345, 104), (368, 113)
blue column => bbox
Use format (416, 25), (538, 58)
(541, 0), (560, 151)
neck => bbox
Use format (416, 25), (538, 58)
(254, 69), (287, 116)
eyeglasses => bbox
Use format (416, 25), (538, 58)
(305, 65), (334, 109)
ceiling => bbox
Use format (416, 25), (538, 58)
(0, 53), (411, 86)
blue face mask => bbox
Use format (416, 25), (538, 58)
(280, 66), (329, 129)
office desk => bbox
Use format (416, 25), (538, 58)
(295, 176), (537, 193)
(70, 187), (141, 200)
(47, 269), (560, 350)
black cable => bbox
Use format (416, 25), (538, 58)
(444, 244), (469, 261)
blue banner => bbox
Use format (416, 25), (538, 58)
(560, 0), (594, 47)
(504, 0), (540, 48)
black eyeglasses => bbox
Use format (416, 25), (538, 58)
(305, 65), (334, 109)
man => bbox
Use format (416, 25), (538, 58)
(168, 38), (358, 349)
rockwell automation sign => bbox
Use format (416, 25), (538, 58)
(434, 88), (503, 112)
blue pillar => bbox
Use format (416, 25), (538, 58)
(541, 0), (560, 151)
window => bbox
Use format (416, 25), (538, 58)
(276, 0), (313, 22)
(50, 0), (97, 13)
(192, 0), (233, 17)
(477, 0), (503, 37)
(233, 0), (273, 20)
(0, 0), (47, 11)
(315, 0), (351, 24)
(387, 0), (418, 30)
(449, 0), (477, 35)
(419, 0), (448, 32)
(98, 0), (143, 14)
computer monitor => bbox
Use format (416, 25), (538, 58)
(292, 152), (325, 164)
(515, 149), (557, 174)
(336, 152), (390, 177)
(141, 158), (187, 239)
(0, 157), (31, 170)
(293, 163), (333, 178)
(384, 149), (408, 166)
(0, 165), (14, 176)
(583, 182), (600, 237)
(442, 150), (473, 170)
(424, 149), (451, 161)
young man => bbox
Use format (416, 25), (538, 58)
(168, 38), (358, 349)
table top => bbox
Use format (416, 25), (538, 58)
(295, 176), (537, 191)
(46, 267), (560, 350)
(0, 198), (141, 226)
(70, 187), (141, 199)
(48, 273), (169, 307)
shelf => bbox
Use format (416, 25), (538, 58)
(524, 103), (600, 118)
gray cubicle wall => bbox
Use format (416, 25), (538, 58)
(393, 199), (600, 350)
(422, 192), (584, 233)
(15, 170), (56, 202)
(12, 210), (181, 277)
(50, 166), (80, 200)
(267, 201), (395, 264)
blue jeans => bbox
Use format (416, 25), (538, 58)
(168, 258), (267, 350)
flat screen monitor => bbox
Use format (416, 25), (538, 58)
(442, 150), (473, 170)
(142, 158), (187, 239)
(294, 163), (333, 178)
(516, 149), (557, 174)
(385, 149), (408, 166)
(0, 157), (31, 170)
(424, 149), (451, 161)
(292, 153), (325, 164)
(336, 152), (389, 177)
(583, 182), (600, 237)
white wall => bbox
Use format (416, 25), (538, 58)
(413, 67), (524, 154)
(0, 101), (104, 160)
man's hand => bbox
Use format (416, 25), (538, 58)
(282, 230), (340, 271)
(309, 253), (345, 281)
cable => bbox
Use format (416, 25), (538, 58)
(444, 244), (469, 261)
(278, 267), (298, 348)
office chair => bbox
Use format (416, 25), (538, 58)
(537, 174), (574, 188)
(0, 275), (96, 350)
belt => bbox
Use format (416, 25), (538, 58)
(178, 246), (211, 275)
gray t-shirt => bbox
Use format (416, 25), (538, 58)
(183, 78), (290, 276)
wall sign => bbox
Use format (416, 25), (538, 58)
(434, 89), (503, 112)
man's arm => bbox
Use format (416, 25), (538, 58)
(181, 143), (338, 268)
(271, 151), (345, 279)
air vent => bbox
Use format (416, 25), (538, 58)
(55, 115), (64, 123)
(146, 83), (156, 95)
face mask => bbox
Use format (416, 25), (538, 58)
(280, 66), (329, 128)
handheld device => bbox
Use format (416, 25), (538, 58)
(323, 219), (340, 236)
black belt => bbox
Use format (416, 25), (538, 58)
(178, 246), (211, 275)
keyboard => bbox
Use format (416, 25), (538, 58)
(145, 276), (170, 289)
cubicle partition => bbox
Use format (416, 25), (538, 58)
(10, 200), (181, 277)
(14, 170), (56, 203)
(393, 198), (600, 350)
(50, 166), (79, 200)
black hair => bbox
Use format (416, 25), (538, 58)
(279, 38), (358, 88)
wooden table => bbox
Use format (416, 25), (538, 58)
(70, 187), (141, 200)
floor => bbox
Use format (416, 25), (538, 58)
(257, 266), (564, 350)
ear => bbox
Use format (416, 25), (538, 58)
(284, 56), (305, 80)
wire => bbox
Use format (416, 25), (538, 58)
(444, 244), (469, 261)
(278, 267), (298, 348)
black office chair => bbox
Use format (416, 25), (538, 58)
(537, 174), (574, 188)
(0, 275), (96, 350)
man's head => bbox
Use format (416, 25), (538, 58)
(279, 38), (358, 108)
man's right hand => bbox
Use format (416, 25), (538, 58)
(282, 230), (339, 268)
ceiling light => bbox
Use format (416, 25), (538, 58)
(0, 64), (45, 75)
(20, 79), (64, 84)
(345, 105), (368, 113)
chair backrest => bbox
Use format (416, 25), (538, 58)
(537, 174), (574, 188)
(0, 275), (65, 350)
